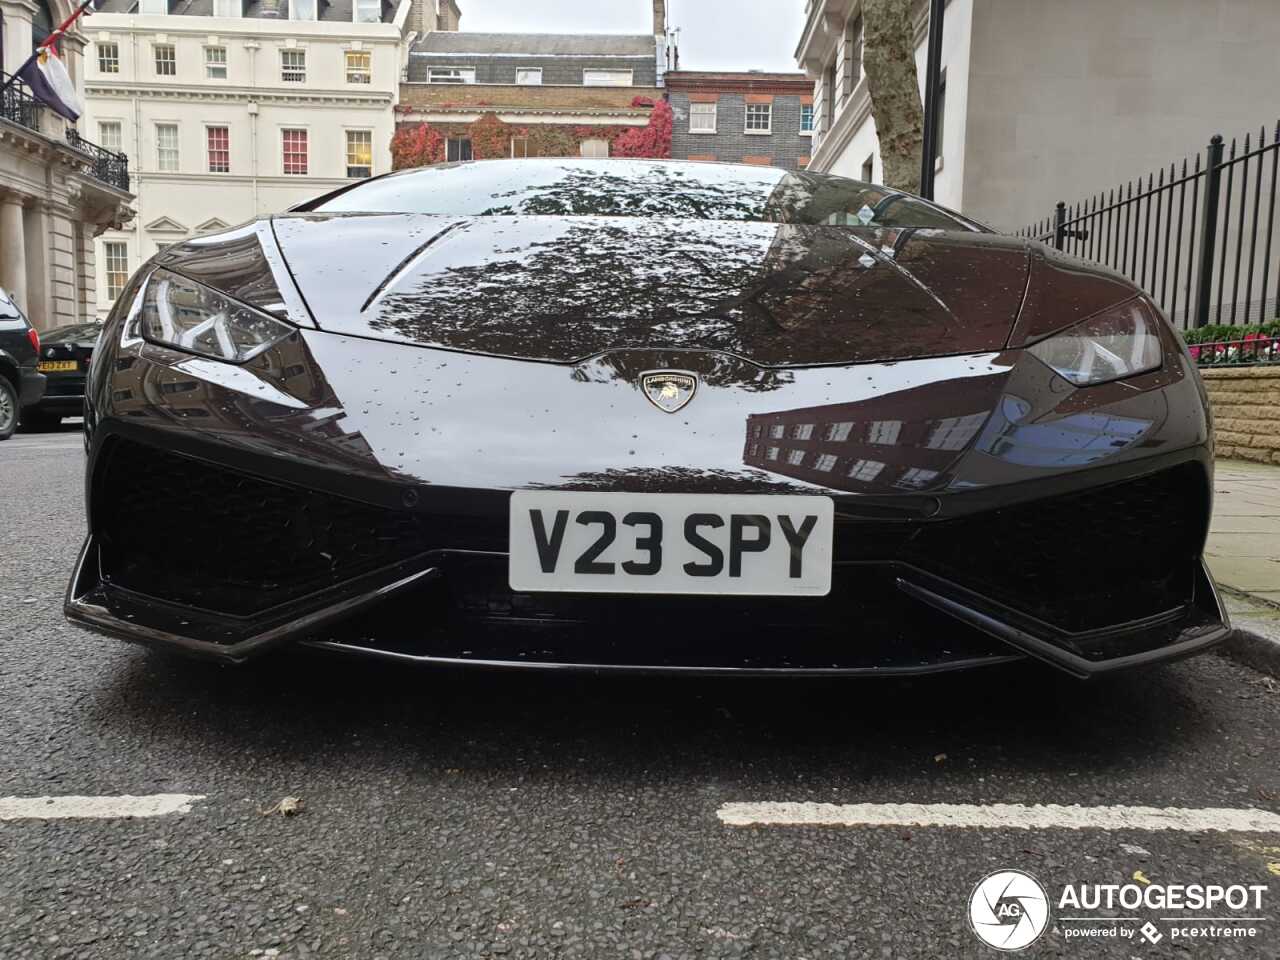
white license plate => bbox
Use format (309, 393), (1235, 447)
(509, 492), (834, 596)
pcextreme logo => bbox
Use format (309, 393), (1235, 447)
(966, 870), (1270, 950)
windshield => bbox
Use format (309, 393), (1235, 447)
(42, 323), (103, 343)
(301, 159), (986, 231)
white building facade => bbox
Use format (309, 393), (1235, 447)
(83, 0), (425, 316)
(797, 0), (1280, 231)
(1, 0), (133, 329)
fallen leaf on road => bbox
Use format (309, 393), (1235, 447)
(933, 753), (947, 763)
(260, 796), (303, 817)
(1267, 863), (1280, 877)
(1133, 870), (1151, 885)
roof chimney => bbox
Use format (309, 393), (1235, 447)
(653, 0), (665, 36)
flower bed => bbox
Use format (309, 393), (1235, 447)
(1181, 323), (1280, 366)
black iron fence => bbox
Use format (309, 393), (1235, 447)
(1, 71), (131, 193)
(1017, 121), (1280, 332)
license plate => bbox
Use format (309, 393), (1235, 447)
(37, 360), (77, 372)
(509, 492), (834, 596)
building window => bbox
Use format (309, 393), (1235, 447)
(282, 128), (308, 174)
(800, 103), (815, 133)
(281, 49), (306, 82)
(842, 15), (863, 98)
(745, 102), (772, 133)
(824, 421), (854, 442)
(766, 446), (780, 461)
(867, 420), (902, 445)
(791, 423), (814, 440)
(786, 449), (806, 466)
(896, 467), (940, 490)
(345, 129), (372, 178)
(98, 120), (123, 152)
(104, 242), (129, 299)
(580, 139), (609, 158)
(428, 67), (475, 84)
(847, 459), (885, 482)
(446, 137), (472, 162)
(689, 101), (716, 133)
(511, 136), (529, 158)
(583, 69), (632, 87)
(153, 43), (176, 76)
(769, 424), (784, 439)
(155, 122), (179, 171)
(345, 50), (371, 84)
(814, 454), (838, 473)
(861, 154), (874, 182)
(353, 0), (380, 22)
(212, 0), (239, 16)
(206, 125), (229, 173)
(516, 68), (542, 85)
(97, 42), (119, 73)
(204, 46), (227, 80)
(139, 0), (167, 13)
(290, 0), (317, 19)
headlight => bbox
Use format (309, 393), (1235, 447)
(1027, 299), (1163, 386)
(139, 268), (294, 364)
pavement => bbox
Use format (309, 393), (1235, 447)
(2, 428), (1280, 959)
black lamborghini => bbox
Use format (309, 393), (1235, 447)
(66, 159), (1228, 677)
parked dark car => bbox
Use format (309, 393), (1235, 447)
(23, 322), (101, 429)
(0, 286), (45, 441)
(66, 159), (1229, 677)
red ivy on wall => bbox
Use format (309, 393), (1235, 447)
(390, 123), (444, 169)
(611, 99), (672, 159)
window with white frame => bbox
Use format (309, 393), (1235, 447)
(212, 0), (239, 16)
(104, 242), (129, 300)
(98, 120), (123, 152)
(204, 46), (227, 79)
(206, 126), (229, 173)
(583, 69), (631, 87)
(689, 101), (716, 133)
(745, 102), (772, 133)
(280, 49), (306, 82)
(580, 139), (609, 158)
(345, 50), (371, 84)
(139, 0), (167, 13)
(427, 67), (475, 84)
(153, 43), (176, 76)
(282, 128), (308, 175)
(814, 454), (838, 472)
(353, 0), (380, 22)
(867, 419), (902, 445)
(97, 42), (119, 73)
(824, 421), (853, 442)
(345, 129), (372, 178)
(516, 68), (542, 85)
(847, 459), (885, 482)
(155, 123), (179, 171)
(800, 103), (815, 133)
(290, 0), (317, 19)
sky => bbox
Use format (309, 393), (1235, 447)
(455, 0), (804, 74)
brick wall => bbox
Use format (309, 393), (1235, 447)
(669, 92), (813, 168)
(407, 55), (657, 87)
(399, 83), (656, 114)
(1203, 365), (1280, 464)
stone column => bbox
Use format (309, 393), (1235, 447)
(0, 194), (28, 314)
(22, 201), (52, 328)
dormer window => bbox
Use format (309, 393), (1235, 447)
(353, 0), (380, 22)
(138, 0), (166, 13)
(290, 0), (317, 20)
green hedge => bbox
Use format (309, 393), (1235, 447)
(1180, 322), (1280, 344)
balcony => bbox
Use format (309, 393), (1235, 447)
(2, 72), (130, 193)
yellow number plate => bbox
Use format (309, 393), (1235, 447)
(38, 360), (78, 372)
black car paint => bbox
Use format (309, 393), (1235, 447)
(0, 288), (46, 437)
(66, 160), (1229, 675)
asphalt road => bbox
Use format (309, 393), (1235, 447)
(2, 428), (1279, 959)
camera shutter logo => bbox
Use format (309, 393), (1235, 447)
(968, 869), (1050, 951)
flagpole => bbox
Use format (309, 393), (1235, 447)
(1, 0), (95, 95)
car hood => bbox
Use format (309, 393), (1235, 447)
(270, 213), (1039, 367)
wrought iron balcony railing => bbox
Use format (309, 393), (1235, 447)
(2, 71), (131, 194)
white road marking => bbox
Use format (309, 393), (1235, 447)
(716, 802), (1280, 832)
(0, 794), (205, 821)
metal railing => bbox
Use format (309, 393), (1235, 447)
(1, 71), (131, 193)
(1017, 120), (1280, 332)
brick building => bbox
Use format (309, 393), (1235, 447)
(397, 1), (669, 160)
(666, 71), (814, 169)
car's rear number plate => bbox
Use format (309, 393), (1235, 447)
(509, 492), (834, 596)
(37, 360), (77, 372)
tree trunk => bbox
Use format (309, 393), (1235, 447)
(861, 0), (924, 194)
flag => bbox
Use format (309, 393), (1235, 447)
(17, 47), (84, 121)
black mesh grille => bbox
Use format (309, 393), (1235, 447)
(95, 439), (429, 615)
(907, 464), (1207, 632)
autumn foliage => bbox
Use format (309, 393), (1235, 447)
(390, 123), (444, 169)
(611, 99), (673, 159)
